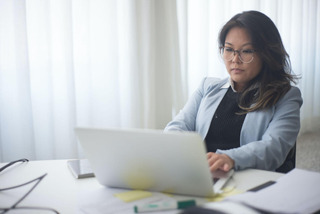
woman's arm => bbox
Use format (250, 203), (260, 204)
(217, 86), (303, 171)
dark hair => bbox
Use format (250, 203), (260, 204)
(218, 10), (298, 113)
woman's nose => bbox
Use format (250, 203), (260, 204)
(232, 51), (242, 63)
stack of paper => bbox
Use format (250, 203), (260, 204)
(227, 168), (320, 214)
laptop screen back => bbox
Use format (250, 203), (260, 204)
(75, 127), (215, 197)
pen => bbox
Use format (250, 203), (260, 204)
(134, 199), (196, 213)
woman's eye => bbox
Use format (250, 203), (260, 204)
(242, 49), (254, 54)
(225, 48), (234, 52)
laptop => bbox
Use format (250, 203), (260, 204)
(75, 127), (234, 197)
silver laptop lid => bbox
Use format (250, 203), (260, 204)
(75, 127), (215, 197)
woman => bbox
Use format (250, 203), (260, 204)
(165, 11), (303, 173)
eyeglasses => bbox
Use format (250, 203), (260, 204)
(0, 158), (29, 172)
(0, 159), (59, 213)
(220, 47), (256, 63)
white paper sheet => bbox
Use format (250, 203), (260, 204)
(76, 186), (212, 214)
(227, 168), (320, 214)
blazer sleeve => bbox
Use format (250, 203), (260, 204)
(164, 78), (207, 132)
(216, 86), (303, 171)
(164, 77), (223, 132)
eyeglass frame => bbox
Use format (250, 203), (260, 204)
(0, 159), (59, 213)
(220, 46), (257, 64)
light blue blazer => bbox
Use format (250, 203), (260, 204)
(165, 77), (303, 171)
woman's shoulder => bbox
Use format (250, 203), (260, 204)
(201, 77), (228, 91)
(285, 86), (302, 98)
(277, 85), (303, 106)
(289, 85), (301, 93)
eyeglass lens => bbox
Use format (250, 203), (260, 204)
(222, 48), (254, 63)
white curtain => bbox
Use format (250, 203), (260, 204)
(0, 0), (183, 161)
(0, 0), (319, 162)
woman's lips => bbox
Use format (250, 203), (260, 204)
(231, 68), (244, 74)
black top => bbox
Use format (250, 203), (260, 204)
(205, 87), (247, 152)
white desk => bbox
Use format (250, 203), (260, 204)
(0, 160), (283, 213)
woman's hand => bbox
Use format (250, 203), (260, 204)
(207, 152), (234, 172)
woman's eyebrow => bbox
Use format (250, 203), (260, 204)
(224, 42), (253, 47)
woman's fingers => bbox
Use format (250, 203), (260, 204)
(207, 152), (234, 172)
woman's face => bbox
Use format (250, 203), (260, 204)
(223, 27), (263, 92)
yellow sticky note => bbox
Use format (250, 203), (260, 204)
(114, 190), (152, 202)
(206, 187), (244, 202)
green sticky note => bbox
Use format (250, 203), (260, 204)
(114, 190), (152, 202)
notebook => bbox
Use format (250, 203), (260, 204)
(75, 127), (234, 197)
